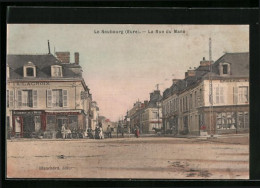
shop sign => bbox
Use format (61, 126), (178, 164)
(13, 111), (42, 115)
(15, 82), (50, 86)
(46, 112), (79, 115)
(220, 79), (248, 83)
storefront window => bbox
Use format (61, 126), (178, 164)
(69, 116), (78, 130)
(238, 112), (249, 129)
(216, 112), (236, 129)
(46, 116), (56, 131)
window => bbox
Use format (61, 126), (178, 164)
(223, 65), (228, 74)
(199, 88), (202, 106)
(238, 112), (249, 129)
(51, 65), (62, 77)
(216, 112), (236, 129)
(22, 90), (33, 107)
(47, 89), (68, 107)
(215, 86), (224, 104)
(238, 86), (249, 103)
(194, 91), (197, 107)
(69, 116), (78, 130)
(17, 90), (37, 107)
(152, 112), (158, 119)
(219, 63), (230, 75)
(23, 62), (36, 77)
(190, 94), (192, 109)
(26, 67), (34, 76)
(46, 116), (56, 131)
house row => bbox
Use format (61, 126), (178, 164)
(127, 90), (163, 134)
(162, 52), (249, 135)
(6, 52), (100, 138)
(127, 52), (249, 136)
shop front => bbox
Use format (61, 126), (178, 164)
(12, 110), (45, 138)
(45, 110), (86, 138)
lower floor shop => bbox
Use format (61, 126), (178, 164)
(164, 105), (249, 135)
(7, 110), (88, 138)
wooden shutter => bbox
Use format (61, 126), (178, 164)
(9, 90), (14, 107)
(62, 90), (68, 107)
(47, 90), (52, 107)
(233, 87), (238, 104)
(7, 90), (9, 107)
(17, 90), (22, 107)
(220, 87), (224, 104)
(33, 90), (37, 107)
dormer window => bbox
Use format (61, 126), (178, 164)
(219, 62), (231, 76)
(23, 62), (36, 77)
(51, 65), (63, 77)
(223, 64), (228, 74)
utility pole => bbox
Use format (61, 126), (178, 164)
(209, 37), (214, 137)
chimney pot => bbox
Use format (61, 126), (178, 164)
(75, 52), (79, 65)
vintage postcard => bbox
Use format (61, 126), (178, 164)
(6, 24), (249, 179)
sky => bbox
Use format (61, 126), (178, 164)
(7, 24), (249, 121)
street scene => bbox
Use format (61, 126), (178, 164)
(7, 134), (248, 179)
(6, 24), (249, 179)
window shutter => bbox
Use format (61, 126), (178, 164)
(233, 87), (238, 104)
(47, 90), (52, 107)
(220, 87), (224, 103)
(9, 90), (14, 107)
(7, 90), (9, 107)
(17, 90), (22, 107)
(33, 90), (37, 107)
(63, 90), (68, 107)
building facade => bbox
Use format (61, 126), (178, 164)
(162, 52), (249, 135)
(128, 90), (162, 134)
(6, 52), (92, 138)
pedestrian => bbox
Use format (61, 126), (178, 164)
(136, 126), (140, 138)
(61, 124), (66, 139)
(99, 126), (104, 139)
(121, 125), (124, 138)
(107, 125), (112, 138)
(66, 126), (71, 139)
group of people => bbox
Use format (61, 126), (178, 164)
(61, 124), (140, 139)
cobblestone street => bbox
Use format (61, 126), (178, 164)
(7, 134), (249, 179)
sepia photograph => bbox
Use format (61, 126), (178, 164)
(6, 24), (249, 179)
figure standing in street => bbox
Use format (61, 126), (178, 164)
(61, 124), (66, 139)
(134, 125), (140, 138)
(107, 125), (112, 138)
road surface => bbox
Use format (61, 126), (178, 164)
(7, 135), (249, 179)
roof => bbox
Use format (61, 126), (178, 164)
(162, 52), (249, 98)
(206, 52), (249, 78)
(7, 54), (82, 80)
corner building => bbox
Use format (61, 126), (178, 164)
(162, 52), (249, 135)
(6, 52), (91, 138)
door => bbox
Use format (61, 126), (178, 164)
(35, 116), (41, 132)
(13, 116), (23, 137)
(23, 115), (34, 138)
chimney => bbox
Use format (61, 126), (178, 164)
(150, 92), (154, 101)
(172, 79), (180, 85)
(55, 52), (70, 63)
(185, 70), (196, 78)
(200, 57), (212, 66)
(75, 52), (79, 65)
